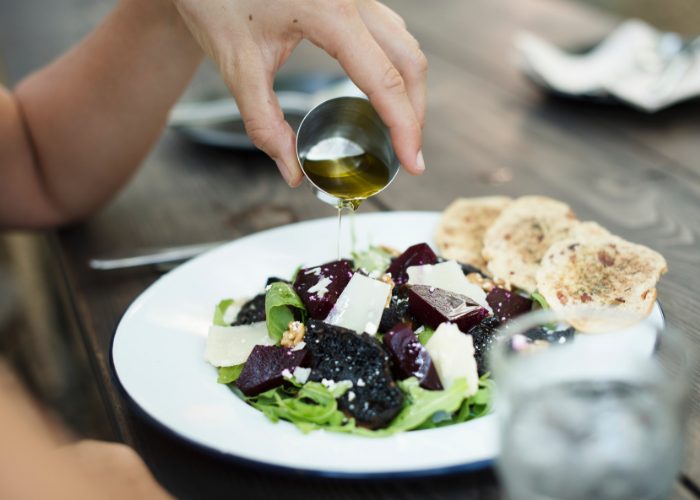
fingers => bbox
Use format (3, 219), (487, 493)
(225, 48), (303, 187)
(359, 2), (428, 128)
(309, 3), (424, 175)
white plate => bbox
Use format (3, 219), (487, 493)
(111, 211), (663, 477)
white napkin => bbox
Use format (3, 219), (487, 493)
(515, 19), (700, 112)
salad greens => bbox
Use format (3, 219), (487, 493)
(264, 282), (306, 342)
(226, 375), (492, 436)
(531, 291), (550, 310)
(217, 364), (244, 384)
(417, 326), (435, 346)
(352, 246), (393, 275)
(213, 299), (235, 327)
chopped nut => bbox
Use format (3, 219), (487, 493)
(379, 273), (395, 307)
(281, 320), (306, 347)
(466, 272), (504, 293)
(378, 245), (401, 257)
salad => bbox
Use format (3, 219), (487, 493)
(204, 242), (551, 436)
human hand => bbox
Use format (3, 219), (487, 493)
(172, 0), (427, 186)
(56, 440), (173, 500)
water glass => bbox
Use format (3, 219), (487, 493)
(490, 307), (693, 500)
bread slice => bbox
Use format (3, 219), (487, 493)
(482, 196), (578, 293)
(536, 230), (667, 330)
(435, 196), (512, 270)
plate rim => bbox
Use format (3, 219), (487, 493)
(109, 210), (664, 478)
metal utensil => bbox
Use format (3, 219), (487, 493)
(295, 96), (399, 207)
(89, 241), (225, 271)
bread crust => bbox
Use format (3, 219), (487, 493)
(435, 196), (512, 270)
(482, 196), (577, 293)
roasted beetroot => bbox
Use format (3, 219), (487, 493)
(408, 284), (489, 333)
(383, 323), (442, 390)
(293, 259), (354, 319)
(387, 243), (437, 285)
(486, 287), (533, 322)
(236, 345), (308, 397)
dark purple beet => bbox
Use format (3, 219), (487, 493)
(383, 323), (442, 390)
(486, 287), (533, 322)
(408, 284), (489, 333)
(293, 259), (354, 319)
(236, 345), (308, 397)
(387, 243), (437, 285)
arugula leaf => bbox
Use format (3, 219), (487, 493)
(212, 299), (235, 326)
(417, 327), (435, 346)
(217, 364), (244, 384)
(386, 378), (468, 433)
(352, 246), (393, 275)
(531, 291), (550, 310)
(264, 282), (306, 342)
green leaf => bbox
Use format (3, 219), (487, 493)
(264, 282), (306, 342)
(417, 327), (435, 346)
(212, 299), (235, 326)
(217, 364), (244, 384)
(531, 291), (550, 310)
(352, 246), (393, 275)
(290, 264), (303, 282)
(385, 378), (468, 433)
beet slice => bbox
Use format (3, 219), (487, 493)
(383, 323), (442, 390)
(305, 320), (403, 429)
(486, 287), (533, 322)
(387, 243), (437, 285)
(293, 259), (354, 319)
(408, 284), (489, 333)
(236, 345), (308, 397)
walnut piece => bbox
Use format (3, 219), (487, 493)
(466, 272), (510, 292)
(379, 273), (395, 307)
(281, 321), (305, 347)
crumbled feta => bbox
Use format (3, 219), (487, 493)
(356, 378), (366, 387)
(281, 368), (293, 380)
(348, 391), (356, 402)
(308, 276), (333, 298)
(292, 341), (306, 351)
(292, 367), (311, 384)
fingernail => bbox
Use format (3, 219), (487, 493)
(275, 159), (294, 186)
(415, 150), (426, 173)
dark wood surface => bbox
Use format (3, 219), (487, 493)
(3, 0), (700, 498)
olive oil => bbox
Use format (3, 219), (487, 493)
(302, 152), (391, 209)
(303, 151), (390, 259)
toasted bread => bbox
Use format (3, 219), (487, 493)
(536, 231), (667, 330)
(482, 196), (578, 292)
(435, 196), (512, 270)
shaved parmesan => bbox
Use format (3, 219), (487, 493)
(407, 260), (491, 312)
(205, 322), (273, 367)
(425, 322), (479, 396)
(325, 273), (391, 335)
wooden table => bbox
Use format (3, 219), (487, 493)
(3, 0), (700, 498)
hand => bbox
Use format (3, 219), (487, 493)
(172, 0), (427, 186)
(56, 440), (173, 500)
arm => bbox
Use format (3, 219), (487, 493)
(0, 0), (202, 229)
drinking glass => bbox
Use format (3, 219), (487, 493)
(490, 307), (693, 500)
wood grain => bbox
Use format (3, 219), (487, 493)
(3, 0), (700, 497)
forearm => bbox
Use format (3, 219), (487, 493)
(4, 0), (202, 228)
